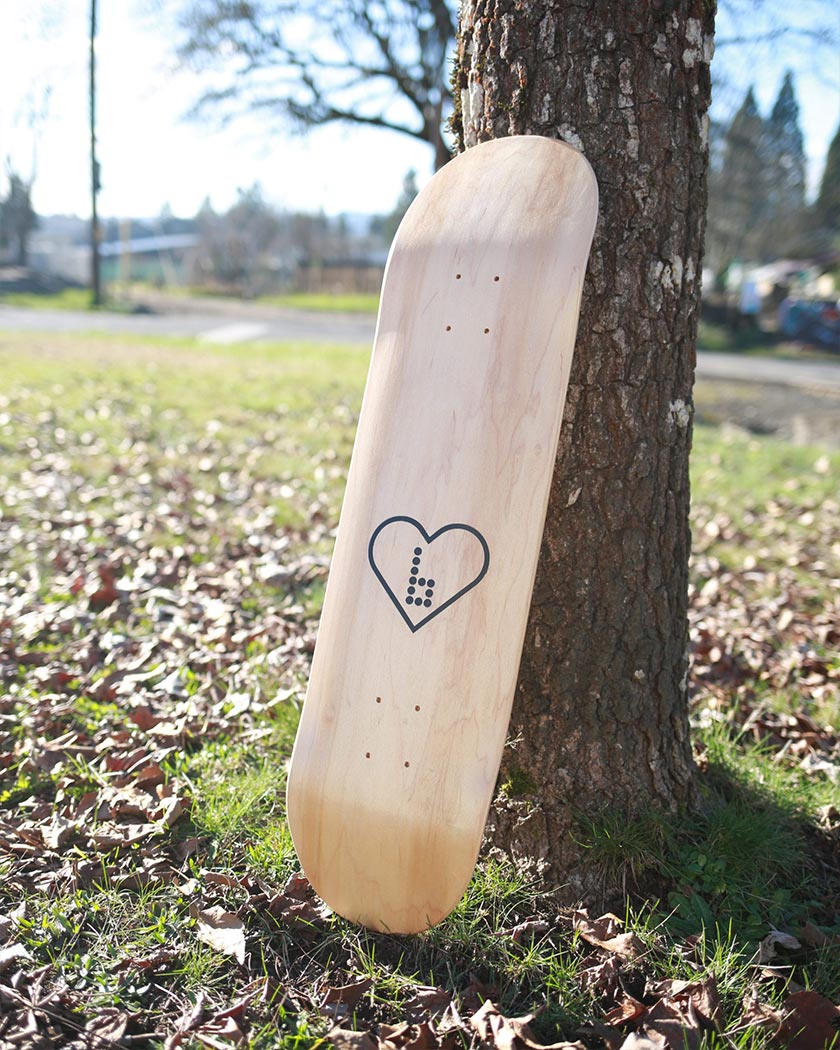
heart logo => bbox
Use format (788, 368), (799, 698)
(368, 516), (490, 632)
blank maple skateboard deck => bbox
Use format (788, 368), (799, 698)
(286, 135), (598, 933)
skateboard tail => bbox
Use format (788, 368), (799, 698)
(287, 776), (482, 933)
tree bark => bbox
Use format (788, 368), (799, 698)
(452, 0), (715, 902)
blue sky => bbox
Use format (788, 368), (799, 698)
(1, 0), (837, 221)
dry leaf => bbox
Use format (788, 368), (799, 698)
(84, 1007), (131, 1044)
(470, 999), (583, 1050)
(321, 978), (373, 1009)
(643, 997), (702, 1050)
(573, 911), (644, 959)
(41, 813), (75, 850)
(380, 1020), (439, 1049)
(753, 929), (802, 965)
(193, 1014), (247, 1048)
(328, 1028), (377, 1050)
(602, 995), (646, 1027)
(618, 1032), (668, 1049)
(501, 918), (551, 945)
(404, 985), (452, 1022)
(779, 989), (840, 1050)
(578, 954), (622, 997)
(191, 904), (246, 965)
(645, 977), (723, 1029)
(738, 993), (784, 1036)
(0, 943), (31, 974)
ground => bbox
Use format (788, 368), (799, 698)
(0, 330), (838, 1049)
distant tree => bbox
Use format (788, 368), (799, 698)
(812, 124), (840, 236)
(176, 0), (455, 170)
(0, 169), (38, 266)
(761, 72), (806, 256)
(194, 183), (282, 293)
(374, 168), (419, 242)
(706, 87), (766, 271)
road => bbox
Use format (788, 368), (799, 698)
(2, 304), (839, 393)
(0, 302), (375, 347)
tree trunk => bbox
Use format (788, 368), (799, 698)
(452, 0), (715, 902)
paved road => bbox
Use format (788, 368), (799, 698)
(2, 304), (839, 392)
(0, 303), (375, 346)
(695, 350), (840, 394)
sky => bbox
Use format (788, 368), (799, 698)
(0, 0), (838, 222)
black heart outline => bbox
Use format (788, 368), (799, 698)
(368, 516), (490, 633)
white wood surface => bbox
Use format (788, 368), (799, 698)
(286, 136), (598, 933)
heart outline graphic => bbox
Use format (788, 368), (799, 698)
(368, 516), (490, 633)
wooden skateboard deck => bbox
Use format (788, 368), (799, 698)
(286, 135), (598, 933)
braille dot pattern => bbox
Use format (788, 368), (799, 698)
(405, 546), (435, 607)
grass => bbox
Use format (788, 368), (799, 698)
(0, 287), (100, 311)
(1, 285), (382, 315)
(1, 329), (838, 1047)
(257, 292), (380, 314)
(698, 318), (836, 361)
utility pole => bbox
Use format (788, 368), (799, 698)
(89, 0), (101, 306)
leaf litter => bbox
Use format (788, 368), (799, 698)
(0, 343), (838, 1046)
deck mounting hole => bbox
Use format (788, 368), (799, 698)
(404, 761), (410, 768)
(375, 696), (382, 703)
(484, 327), (490, 334)
(455, 273), (461, 280)
(494, 275), (500, 282)
(446, 325), (452, 331)
(365, 752), (371, 758)
(415, 705), (420, 712)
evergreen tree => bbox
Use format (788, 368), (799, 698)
(762, 71), (806, 256)
(813, 123), (840, 235)
(0, 171), (38, 266)
(707, 87), (765, 270)
(384, 169), (419, 242)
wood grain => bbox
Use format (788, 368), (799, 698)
(286, 136), (598, 933)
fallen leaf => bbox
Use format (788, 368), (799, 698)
(404, 985), (452, 1022)
(328, 1028), (377, 1050)
(41, 813), (75, 850)
(193, 1014), (247, 1048)
(643, 997), (702, 1050)
(321, 978), (373, 1008)
(798, 922), (840, 948)
(644, 977), (723, 1029)
(470, 999), (584, 1050)
(320, 978), (373, 1021)
(501, 918), (551, 945)
(779, 990), (840, 1050)
(572, 911), (644, 959)
(753, 929), (802, 965)
(0, 943), (31, 974)
(738, 993), (784, 1037)
(602, 995), (646, 1027)
(191, 904), (246, 965)
(618, 1032), (668, 1049)
(84, 1007), (131, 1044)
(380, 1021), (439, 1049)
(578, 954), (622, 997)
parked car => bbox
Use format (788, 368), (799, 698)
(778, 297), (840, 351)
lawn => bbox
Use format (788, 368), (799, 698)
(0, 288), (101, 312)
(0, 330), (838, 1048)
(0, 286), (382, 316)
(697, 319), (836, 362)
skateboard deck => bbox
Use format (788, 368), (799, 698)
(286, 135), (598, 933)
